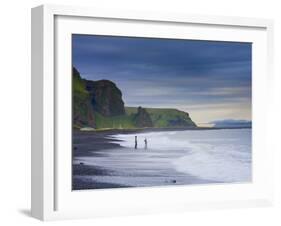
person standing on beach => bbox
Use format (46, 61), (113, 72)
(135, 136), (138, 149)
(144, 138), (148, 150)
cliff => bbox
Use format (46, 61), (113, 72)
(84, 79), (125, 116)
(72, 67), (95, 128)
(73, 67), (197, 130)
(126, 107), (196, 128)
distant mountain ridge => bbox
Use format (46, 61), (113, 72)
(73, 67), (197, 130)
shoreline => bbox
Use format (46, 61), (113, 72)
(72, 131), (128, 189)
(72, 126), (251, 156)
(74, 126), (252, 136)
(72, 127), (251, 190)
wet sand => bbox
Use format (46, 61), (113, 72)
(72, 130), (210, 190)
(73, 130), (125, 189)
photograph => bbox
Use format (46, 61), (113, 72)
(72, 34), (252, 190)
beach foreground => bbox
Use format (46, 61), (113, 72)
(73, 128), (251, 190)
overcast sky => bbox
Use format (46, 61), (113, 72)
(72, 34), (252, 125)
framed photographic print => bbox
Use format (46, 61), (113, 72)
(31, 4), (274, 221)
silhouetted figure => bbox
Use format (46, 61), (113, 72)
(144, 138), (147, 150)
(135, 136), (138, 149)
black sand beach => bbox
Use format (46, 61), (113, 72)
(73, 129), (206, 190)
(72, 129), (186, 190)
(72, 127), (251, 190)
(73, 130), (124, 189)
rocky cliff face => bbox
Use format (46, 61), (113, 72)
(134, 107), (153, 128)
(85, 79), (125, 117)
(167, 113), (196, 127)
(72, 67), (95, 128)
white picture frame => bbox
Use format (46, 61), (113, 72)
(31, 4), (274, 221)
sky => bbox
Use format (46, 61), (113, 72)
(72, 34), (252, 125)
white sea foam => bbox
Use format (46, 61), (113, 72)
(111, 129), (252, 183)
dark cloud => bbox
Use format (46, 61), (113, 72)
(72, 34), (251, 123)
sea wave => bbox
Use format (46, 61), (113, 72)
(111, 129), (252, 183)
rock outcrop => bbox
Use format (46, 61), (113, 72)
(126, 107), (197, 128)
(134, 107), (153, 128)
(167, 113), (196, 127)
(72, 67), (95, 128)
(85, 79), (125, 117)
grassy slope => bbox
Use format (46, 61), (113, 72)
(94, 107), (196, 129)
(94, 111), (136, 129)
(73, 70), (95, 128)
(125, 107), (196, 128)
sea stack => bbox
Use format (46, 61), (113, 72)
(134, 107), (153, 128)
